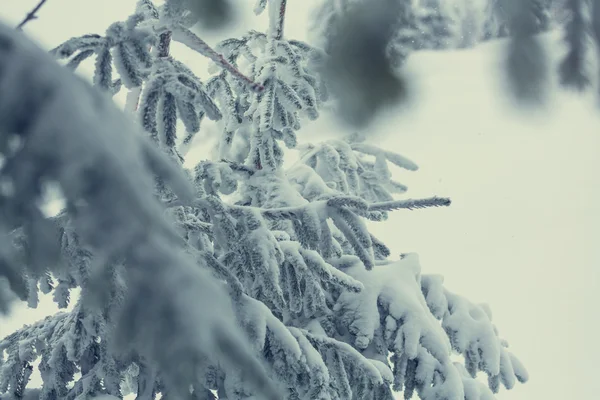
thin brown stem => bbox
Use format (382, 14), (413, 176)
(171, 25), (264, 92)
(16, 0), (49, 30)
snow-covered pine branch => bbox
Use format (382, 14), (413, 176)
(203, 24), (326, 170)
(421, 274), (530, 392)
(50, 0), (263, 159)
(368, 197), (452, 212)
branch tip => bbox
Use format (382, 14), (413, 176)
(16, 0), (49, 30)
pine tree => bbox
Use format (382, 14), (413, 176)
(0, 1), (530, 399)
(311, 0), (556, 67)
(559, 0), (592, 90)
(481, 0), (554, 42)
(481, 0), (510, 41)
(416, 0), (458, 50)
(310, 0), (422, 67)
(503, 0), (552, 104)
(532, 0), (553, 30)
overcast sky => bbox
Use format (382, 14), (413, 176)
(1, 1), (599, 399)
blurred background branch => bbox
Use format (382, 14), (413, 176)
(16, 0), (49, 30)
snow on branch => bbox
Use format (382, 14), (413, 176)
(350, 142), (419, 171)
(298, 328), (390, 388)
(244, 195), (450, 220)
(421, 274), (529, 393)
(368, 196), (452, 212)
(268, 0), (287, 40)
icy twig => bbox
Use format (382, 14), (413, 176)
(269, 0), (287, 40)
(368, 197), (451, 212)
(16, 0), (49, 30)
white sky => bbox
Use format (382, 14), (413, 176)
(1, 1), (599, 399)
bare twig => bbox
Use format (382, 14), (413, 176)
(16, 0), (49, 30)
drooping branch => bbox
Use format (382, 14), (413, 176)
(16, 0), (49, 30)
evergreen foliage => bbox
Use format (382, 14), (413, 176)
(7, 0), (589, 399)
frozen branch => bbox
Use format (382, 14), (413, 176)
(368, 197), (452, 212)
(268, 0), (288, 40)
(165, 195), (451, 224)
(16, 0), (49, 30)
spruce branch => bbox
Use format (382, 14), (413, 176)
(299, 329), (385, 384)
(16, 0), (49, 30)
(351, 143), (419, 171)
(166, 195), (451, 223)
(368, 197), (451, 212)
(220, 159), (256, 176)
(181, 217), (213, 237)
(199, 250), (244, 300)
